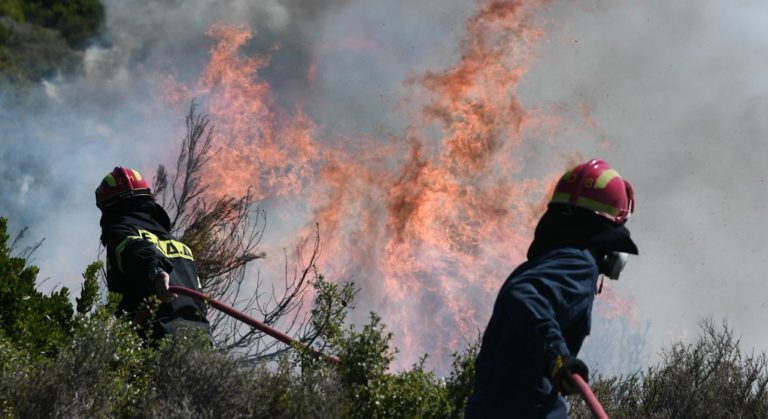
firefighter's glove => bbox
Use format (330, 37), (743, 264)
(549, 354), (588, 395)
(152, 270), (176, 303)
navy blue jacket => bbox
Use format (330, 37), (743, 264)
(465, 247), (599, 418)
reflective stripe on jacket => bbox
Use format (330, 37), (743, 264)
(100, 199), (209, 337)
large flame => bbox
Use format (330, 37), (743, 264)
(161, 0), (636, 370)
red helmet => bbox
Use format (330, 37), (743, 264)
(549, 159), (634, 224)
(95, 167), (153, 209)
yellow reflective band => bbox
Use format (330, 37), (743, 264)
(594, 169), (619, 189)
(551, 355), (565, 377)
(136, 229), (195, 261)
(576, 196), (621, 216)
(138, 229), (159, 245)
(551, 192), (571, 203)
(132, 170), (142, 181)
(105, 174), (117, 187)
(115, 230), (195, 273)
(115, 235), (142, 273)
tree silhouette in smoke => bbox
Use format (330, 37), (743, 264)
(151, 102), (352, 361)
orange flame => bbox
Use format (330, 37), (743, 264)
(194, 24), (319, 201)
(595, 283), (638, 323)
(160, 0), (636, 370)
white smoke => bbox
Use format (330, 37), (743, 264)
(523, 0), (768, 373)
(3, 0), (767, 375)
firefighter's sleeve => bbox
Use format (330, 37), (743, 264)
(503, 278), (571, 363)
(106, 226), (173, 283)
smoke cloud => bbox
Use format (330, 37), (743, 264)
(520, 0), (768, 373)
(2, 0), (767, 375)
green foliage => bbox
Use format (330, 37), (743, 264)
(19, 0), (104, 47)
(0, 330), (32, 417)
(75, 261), (101, 315)
(445, 341), (478, 418)
(373, 357), (451, 418)
(335, 313), (453, 418)
(310, 274), (357, 349)
(1, 308), (349, 418)
(7, 204), (766, 419)
(11, 213), (765, 418)
(3, 314), (154, 418)
(0, 0), (24, 22)
(143, 329), (258, 418)
(337, 312), (395, 390)
(0, 217), (73, 358)
(569, 320), (768, 418)
(0, 16), (80, 88)
(0, 0), (104, 87)
(0, 214), (475, 418)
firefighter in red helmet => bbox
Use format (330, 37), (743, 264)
(465, 159), (638, 418)
(95, 167), (209, 338)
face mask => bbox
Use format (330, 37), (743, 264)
(603, 251), (628, 280)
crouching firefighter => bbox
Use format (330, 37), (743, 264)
(95, 166), (210, 338)
(465, 159), (639, 418)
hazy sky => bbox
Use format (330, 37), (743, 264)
(527, 1), (768, 369)
(3, 0), (768, 374)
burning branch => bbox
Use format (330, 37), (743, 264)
(154, 102), (351, 361)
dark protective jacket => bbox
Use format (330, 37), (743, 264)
(464, 247), (599, 419)
(100, 198), (209, 337)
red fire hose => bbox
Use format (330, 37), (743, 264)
(168, 286), (340, 364)
(170, 286), (608, 417)
(571, 373), (609, 419)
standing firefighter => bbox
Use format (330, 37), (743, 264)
(95, 166), (210, 338)
(465, 159), (638, 418)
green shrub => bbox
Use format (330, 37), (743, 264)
(336, 313), (455, 418)
(3, 315), (153, 418)
(445, 341), (478, 418)
(10, 205), (763, 418)
(569, 320), (768, 418)
(143, 329), (261, 418)
(0, 0), (24, 22)
(75, 261), (101, 315)
(0, 0), (104, 86)
(0, 212), (478, 418)
(0, 217), (74, 358)
(21, 0), (104, 48)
